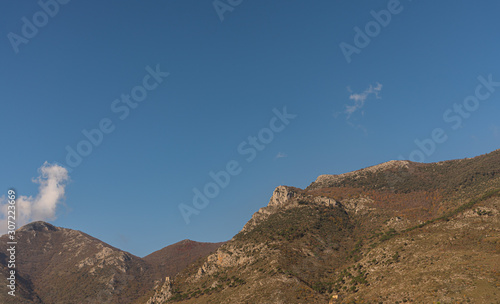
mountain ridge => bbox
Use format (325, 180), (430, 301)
(2, 149), (500, 303)
(0, 222), (224, 304)
(145, 148), (500, 303)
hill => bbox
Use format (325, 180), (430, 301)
(145, 149), (500, 303)
(0, 222), (222, 304)
(2, 149), (499, 303)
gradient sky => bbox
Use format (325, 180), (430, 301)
(1, 0), (499, 257)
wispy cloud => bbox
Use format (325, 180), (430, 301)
(346, 121), (368, 135)
(491, 124), (500, 138)
(0, 162), (69, 234)
(345, 82), (382, 118)
(275, 152), (287, 159)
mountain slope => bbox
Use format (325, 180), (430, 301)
(0, 222), (223, 304)
(0, 257), (42, 304)
(146, 149), (500, 304)
(144, 239), (226, 280)
(0, 221), (152, 304)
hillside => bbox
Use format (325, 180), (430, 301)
(146, 149), (500, 304)
(144, 239), (226, 279)
(0, 223), (222, 304)
(1, 150), (499, 303)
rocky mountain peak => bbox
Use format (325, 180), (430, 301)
(267, 185), (297, 207)
(17, 221), (58, 232)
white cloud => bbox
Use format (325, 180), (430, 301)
(275, 152), (287, 159)
(0, 162), (69, 234)
(344, 82), (382, 118)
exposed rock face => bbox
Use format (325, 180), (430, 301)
(147, 277), (173, 304)
(190, 241), (264, 283)
(341, 196), (375, 215)
(76, 244), (132, 274)
(313, 196), (339, 207)
(241, 186), (298, 233)
(241, 186), (340, 233)
(268, 185), (297, 207)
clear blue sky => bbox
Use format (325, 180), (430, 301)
(1, 0), (499, 257)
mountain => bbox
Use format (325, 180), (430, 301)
(145, 149), (500, 304)
(2, 149), (499, 303)
(144, 239), (225, 281)
(0, 223), (222, 304)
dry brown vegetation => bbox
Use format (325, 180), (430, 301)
(152, 149), (500, 304)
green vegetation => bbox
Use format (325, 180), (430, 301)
(404, 188), (500, 234)
(379, 228), (397, 242)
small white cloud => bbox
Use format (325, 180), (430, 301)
(344, 82), (382, 118)
(0, 162), (69, 234)
(491, 124), (500, 138)
(275, 152), (287, 159)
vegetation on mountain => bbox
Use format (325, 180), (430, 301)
(146, 149), (500, 304)
(0, 225), (222, 304)
(2, 149), (500, 303)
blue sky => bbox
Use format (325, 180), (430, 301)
(1, 0), (499, 257)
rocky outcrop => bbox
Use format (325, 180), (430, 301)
(191, 241), (264, 281)
(241, 186), (341, 233)
(268, 185), (298, 207)
(241, 186), (299, 233)
(146, 277), (173, 304)
(341, 196), (375, 215)
(179, 185), (342, 291)
(313, 196), (339, 207)
(76, 245), (132, 273)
